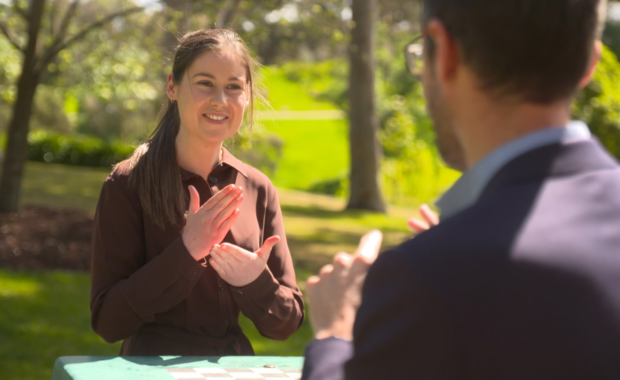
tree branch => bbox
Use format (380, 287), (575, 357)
(0, 20), (23, 52)
(216, 0), (242, 28)
(37, 3), (154, 73)
(11, 0), (29, 21)
(53, 0), (80, 43)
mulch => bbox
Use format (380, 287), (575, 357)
(0, 207), (94, 271)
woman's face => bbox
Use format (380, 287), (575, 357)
(167, 49), (249, 146)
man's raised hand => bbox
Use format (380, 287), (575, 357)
(182, 184), (244, 261)
(407, 203), (439, 234)
(306, 230), (383, 341)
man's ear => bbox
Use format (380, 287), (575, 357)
(425, 19), (460, 86)
(166, 73), (177, 101)
(577, 41), (602, 90)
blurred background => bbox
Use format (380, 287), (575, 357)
(1, 0), (619, 378)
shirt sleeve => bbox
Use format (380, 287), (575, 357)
(230, 182), (305, 340)
(90, 171), (205, 343)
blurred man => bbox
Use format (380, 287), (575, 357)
(302, 0), (620, 379)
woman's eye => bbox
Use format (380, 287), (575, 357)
(227, 84), (242, 90)
(198, 81), (213, 87)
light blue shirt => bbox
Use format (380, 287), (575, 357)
(436, 121), (592, 220)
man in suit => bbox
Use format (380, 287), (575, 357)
(302, 0), (620, 379)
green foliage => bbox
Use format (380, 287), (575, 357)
(224, 125), (284, 177)
(603, 21), (620, 60)
(572, 45), (620, 159)
(27, 130), (135, 168)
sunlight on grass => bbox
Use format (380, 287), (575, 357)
(0, 270), (121, 379)
(260, 67), (340, 112)
(263, 118), (349, 190)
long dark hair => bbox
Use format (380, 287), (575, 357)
(121, 29), (261, 230)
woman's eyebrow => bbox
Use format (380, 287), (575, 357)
(192, 72), (243, 81)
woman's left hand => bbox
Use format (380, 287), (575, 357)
(210, 236), (281, 287)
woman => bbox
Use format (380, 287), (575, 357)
(90, 29), (304, 356)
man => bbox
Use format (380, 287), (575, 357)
(302, 0), (620, 379)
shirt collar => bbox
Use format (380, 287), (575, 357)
(436, 121), (591, 220)
(180, 147), (248, 181)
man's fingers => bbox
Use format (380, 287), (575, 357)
(355, 230), (383, 264)
(187, 185), (200, 215)
(419, 204), (439, 226)
(333, 252), (353, 269)
(257, 235), (281, 261)
(408, 218), (430, 233)
(320, 264), (334, 276)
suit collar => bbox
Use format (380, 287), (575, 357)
(481, 138), (618, 199)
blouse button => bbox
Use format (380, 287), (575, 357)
(220, 320), (229, 327)
(193, 269), (201, 275)
(219, 283), (225, 291)
(208, 175), (218, 183)
(235, 290), (243, 296)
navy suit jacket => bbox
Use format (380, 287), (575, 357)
(302, 139), (620, 380)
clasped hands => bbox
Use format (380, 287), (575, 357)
(306, 203), (438, 341)
(181, 184), (279, 287)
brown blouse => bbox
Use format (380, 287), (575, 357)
(90, 148), (304, 356)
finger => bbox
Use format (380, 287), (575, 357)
(203, 184), (239, 211)
(320, 264), (334, 276)
(419, 204), (439, 226)
(333, 252), (353, 271)
(355, 230), (383, 264)
(212, 246), (240, 265)
(219, 243), (252, 261)
(216, 208), (240, 237)
(214, 193), (244, 226)
(187, 185), (200, 215)
(257, 235), (281, 262)
(306, 275), (320, 287)
(209, 256), (227, 278)
(211, 250), (234, 275)
(407, 218), (430, 233)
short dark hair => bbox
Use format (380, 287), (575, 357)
(423, 0), (607, 103)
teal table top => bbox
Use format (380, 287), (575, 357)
(51, 356), (304, 379)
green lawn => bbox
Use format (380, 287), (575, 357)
(1, 162), (417, 379)
(264, 119), (349, 190)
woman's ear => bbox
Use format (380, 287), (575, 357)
(166, 73), (177, 101)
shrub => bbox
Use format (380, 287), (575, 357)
(27, 130), (134, 167)
(572, 45), (620, 160)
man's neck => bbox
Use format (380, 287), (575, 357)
(456, 95), (572, 170)
(175, 129), (222, 180)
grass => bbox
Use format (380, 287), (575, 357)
(263, 119), (349, 190)
(1, 162), (417, 379)
(259, 67), (340, 112)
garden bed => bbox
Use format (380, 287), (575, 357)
(0, 207), (93, 271)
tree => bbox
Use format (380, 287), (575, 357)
(346, 0), (385, 212)
(0, 0), (149, 212)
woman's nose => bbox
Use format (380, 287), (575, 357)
(210, 89), (226, 107)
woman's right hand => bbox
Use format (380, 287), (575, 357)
(182, 184), (244, 261)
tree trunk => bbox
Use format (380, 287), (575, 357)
(216, 0), (242, 28)
(346, 0), (385, 213)
(0, 0), (46, 212)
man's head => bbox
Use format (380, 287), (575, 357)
(419, 0), (608, 170)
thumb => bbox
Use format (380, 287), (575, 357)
(257, 235), (281, 261)
(187, 185), (200, 215)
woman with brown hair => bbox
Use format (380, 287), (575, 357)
(90, 29), (304, 356)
